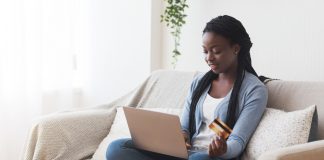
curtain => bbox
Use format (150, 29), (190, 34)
(0, 0), (151, 159)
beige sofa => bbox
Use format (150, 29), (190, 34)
(22, 70), (324, 160)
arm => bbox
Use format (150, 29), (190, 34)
(218, 84), (268, 159)
(180, 73), (203, 136)
(257, 140), (324, 160)
(22, 108), (116, 160)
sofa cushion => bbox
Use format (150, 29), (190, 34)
(266, 80), (323, 140)
(91, 107), (183, 160)
(241, 105), (316, 160)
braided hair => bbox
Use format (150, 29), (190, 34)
(189, 15), (261, 139)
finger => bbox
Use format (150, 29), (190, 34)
(208, 143), (213, 157)
(216, 134), (223, 141)
(216, 136), (226, 153)
(221, 138), (227, 153)
(209, 140), (215, 156)
(214, 138), (220, 150)
(185, 143), (191, 149)
(216, 135), (226, 146)
(211, 139), (218, 155)
(215, 138), (223, 151)
(219, 131), (225, 139)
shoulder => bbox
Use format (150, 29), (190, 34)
(241, 70), (268, 97)
(190, 71), (206, 89)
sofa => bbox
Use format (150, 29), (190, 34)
(22, 70), (324, 160)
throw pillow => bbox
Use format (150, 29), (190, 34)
(241, 105), (316, 160)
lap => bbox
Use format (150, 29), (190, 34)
(107, 138), (223, 160)
(189, 151), (223, 160)
(107, 138), (184, 160)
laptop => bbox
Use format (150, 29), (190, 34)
(123, 107), (188, 159)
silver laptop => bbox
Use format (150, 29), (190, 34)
(123, 107), (188, 159)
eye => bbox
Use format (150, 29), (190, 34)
(211, 48), (221, 54)
(202, 50), (208, 54)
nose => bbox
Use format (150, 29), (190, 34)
(205, 52), (214, 61)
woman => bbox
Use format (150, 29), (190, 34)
(106, 15), (268, 160)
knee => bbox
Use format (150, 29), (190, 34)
(106, 138), (130, 159)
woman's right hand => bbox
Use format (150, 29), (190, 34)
(182, 132), (191, 149)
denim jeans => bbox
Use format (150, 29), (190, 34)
(106, 138), (223, 160)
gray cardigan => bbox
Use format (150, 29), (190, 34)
(180, 70), (268, 159)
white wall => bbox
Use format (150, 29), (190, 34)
(79, 0), (151, 107)
(160, 0), (324, 81)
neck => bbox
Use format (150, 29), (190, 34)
(218, 72), (236, 83)
(217, 62), (239, 84)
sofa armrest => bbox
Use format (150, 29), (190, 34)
(22, 108), (116, 160)
(258, 140), (324, 160)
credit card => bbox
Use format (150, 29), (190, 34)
(208, 117), (232, 139)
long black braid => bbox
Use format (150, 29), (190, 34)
(188, 15), (261, 140)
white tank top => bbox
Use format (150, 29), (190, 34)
(192, 93), (224, 151)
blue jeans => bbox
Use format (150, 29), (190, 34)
(106, 138), (223, 160)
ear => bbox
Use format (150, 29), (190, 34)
(233, 44), (241, 54)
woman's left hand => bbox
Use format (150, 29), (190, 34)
(208, 133), (227, 157)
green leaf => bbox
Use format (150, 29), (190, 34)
(161, 0), (187, 67)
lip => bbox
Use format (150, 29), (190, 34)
(209, 64), (218, 70)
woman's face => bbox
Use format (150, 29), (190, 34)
(202, 32), (240, 74)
